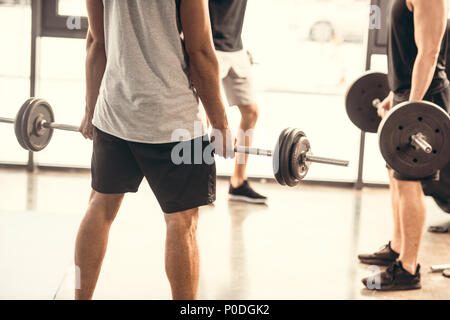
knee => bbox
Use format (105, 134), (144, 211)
(240, 104), (259, 124)
(395, 180), (423, 197)
(165, 208), (199, 237)
(87, 191), (124, 223)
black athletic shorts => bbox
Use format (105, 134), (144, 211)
(390, 86), (450, 181)
(91, 127), (216, 214)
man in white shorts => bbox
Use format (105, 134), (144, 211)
(209, 0), (267, 204)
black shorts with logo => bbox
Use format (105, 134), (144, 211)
(390, 86), (450, 181)
(91, 128), (216, 214)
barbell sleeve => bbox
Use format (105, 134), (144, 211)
(305, 155), (349, 167)
(372, 98), (382, 109)
(41, 121), (79, 132)
(0, 117), (15, 124)
(411, 133), (433, 154)
(234, 146), (349, 167)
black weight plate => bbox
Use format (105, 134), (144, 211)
(280, 128), (296, 187)
(19, 98), (54, 152)
(281, 128), (304, 187)
(273, 128), (291, 186)
(291, 135), (311, 181)
(379, 101), (450, 179)
(345, 72), (389, 133)
(422, 161), (450, 213)
(14, 98), (35, 151)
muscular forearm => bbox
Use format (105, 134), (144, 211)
(409, 52), (438, 101)
(85, 38), (106, 116)
(189, 50), (229, 129)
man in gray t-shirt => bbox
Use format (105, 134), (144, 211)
(76, 0), (234, 300)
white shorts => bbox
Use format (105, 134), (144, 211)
(216, 50), (256, 107)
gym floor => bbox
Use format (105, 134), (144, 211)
(0, 169), (449, 300)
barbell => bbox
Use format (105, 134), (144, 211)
(346, 72), (450, 179)
(0, 98), (350, 187)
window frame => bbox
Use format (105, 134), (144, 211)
(40, 0), (88, 39)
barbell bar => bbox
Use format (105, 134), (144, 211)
(234, 146), (349, 167)
(33, 120), (351, 168)
(0, 98), (350, 188)
(40, 120), (79, 132)
(0, 116), (81, 131)
(0, 117), (81, 132)
(0, 117), (14, 124)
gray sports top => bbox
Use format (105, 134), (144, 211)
(93, 0), (205, 143)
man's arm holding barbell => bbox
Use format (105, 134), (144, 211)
(179, 0), (234, 158)
(409, 0), (448, 102)
(81, 0), (106, 140)
(378, 0), (448, 118)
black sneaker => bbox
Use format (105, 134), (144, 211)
(228, 180), (267, 204)
(358, 242), (399, 266)
(362, 260), (421, 291)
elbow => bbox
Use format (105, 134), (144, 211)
(187, 46), (218, 69)
(86, 32), (105, 54)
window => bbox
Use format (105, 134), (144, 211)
(222, 0), (371, 182)
(0, 0), (31, 164)
(58, 0), (87, 17)
(0, 0), (393, 185)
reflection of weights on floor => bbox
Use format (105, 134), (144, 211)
(26, 172), (37, 211)
(228, 203), (251, 299)
(218, 202), (268, 299)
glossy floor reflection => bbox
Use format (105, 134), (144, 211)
(0, 169), (449, 300)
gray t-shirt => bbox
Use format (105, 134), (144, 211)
(93, 0), (206, 143)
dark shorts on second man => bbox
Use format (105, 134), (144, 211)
(91, 128), (216, 214)
(390, 86), (450, 181)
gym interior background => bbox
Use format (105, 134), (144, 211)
(0, 0), (449, 300)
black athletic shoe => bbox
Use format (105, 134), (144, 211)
(358, 242), (399, 266)
(228, 180), (267, 204)
(362, 260), (421, 291)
